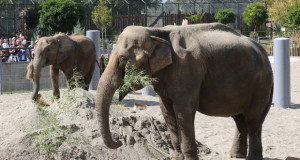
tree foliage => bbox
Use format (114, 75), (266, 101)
(264, 0), (297, 27)
(38, 0), (85, 33)
(287, 2), (300, 29)
(242, 2), (268, 31)
(190, 11), (204, 24)
(214, 9), (236, 24)
(92, 0), (112, 31)
(110, 0), (161, 15)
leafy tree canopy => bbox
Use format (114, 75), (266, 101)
(190, 11), (204, 24)
(287, 1), (300, 29)
(242, 2), (268, 31)
(38, 0), (85, 33)
(264, 0), (297, 27)
(110, 0), (161, 14)
(92, 0), (112, 30)
(214, 9), (236, 24)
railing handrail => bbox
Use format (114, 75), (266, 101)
(0, 47), (34, 50)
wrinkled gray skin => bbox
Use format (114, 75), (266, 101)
(31, 33), (96, 100)
(95, 23), (273, 160)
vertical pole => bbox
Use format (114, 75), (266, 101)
(235, 2), (239, 29)
(142, 87), (156, 96)
(0, 60), (2, 95)
(86, 30), (100, 90)
(274, 38), (290, 108)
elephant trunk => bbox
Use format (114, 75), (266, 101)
(95, 57), (123, 149)
(31, 61), (43, 100)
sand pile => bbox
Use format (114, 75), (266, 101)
(0, 89), (211, 160)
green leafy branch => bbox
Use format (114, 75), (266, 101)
(119, 63), (157, 94)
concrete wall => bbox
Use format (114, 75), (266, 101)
(0, 62), (67, 93)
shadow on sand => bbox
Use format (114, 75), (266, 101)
(122, 99), (160, 108)
(264, 158), (281, 160)
(290, 103), (300, 109)
(271, 103), (300, 109)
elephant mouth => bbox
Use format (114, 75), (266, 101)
(118, 71), (126, 101)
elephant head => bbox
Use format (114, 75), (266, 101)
(28, 33), (74, 100)
(96, 26), (172, 149)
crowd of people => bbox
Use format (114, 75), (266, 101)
(0, 31), (37, 63)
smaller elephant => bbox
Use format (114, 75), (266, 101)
(27, 33), (96, 100)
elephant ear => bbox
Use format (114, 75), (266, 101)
(149, 36), (172, 74)
(54, 34), (73, 64)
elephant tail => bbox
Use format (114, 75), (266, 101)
(97, 55), (107, 76)
(26, 61), (33, 80)
(261, 83), (274, 123)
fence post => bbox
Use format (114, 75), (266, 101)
(87, 30), (100, 90)
(274, 38), (290, 108)
(142, 86), (156, 96)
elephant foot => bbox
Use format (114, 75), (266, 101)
(246, 154), (263, 160)
(229, 145), (247, 158)
(228, 153), (247, 158)
(229, 149), (247, 158)
(171, 151), (183, 160)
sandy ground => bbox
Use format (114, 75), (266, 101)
(0, 57), (300, 160)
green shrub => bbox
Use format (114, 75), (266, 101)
(72, 21), (86, 35)
(214, 9), (236, 24)
(38, 0), (85, 33)
(287, 2), (300, 29)
(250, 32), (259, 41)
(242, 2), (268, 32)
(190, 11), (205, 24)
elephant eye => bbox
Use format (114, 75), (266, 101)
(119, 56), (128, 65)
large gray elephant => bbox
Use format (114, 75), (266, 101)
(95, 23), (273, 160)
(27, 33), (96, 100)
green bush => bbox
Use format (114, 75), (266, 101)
(190, 11), (205, 24)
(214, 9), (236, 24)
(287, 2), (300, 29)
(72, 21), (85, 35)
(242, 2), (268, 32)
(38, 0), (85, 33)
(249, 32), (259, 41)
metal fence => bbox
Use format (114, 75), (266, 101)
(0, 0), (263, 37)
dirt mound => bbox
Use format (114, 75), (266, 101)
(0, 89), (212, 160)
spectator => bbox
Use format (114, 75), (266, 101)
(19, 40), (28, 61)
(7, 38), (19, 62)
(19, 31), (25, 42)
(15, 38), (21, 47)
(0, 39), (4, 62)
(2, 39), (10, 62)
(0, 33), (4, 40)
(28, 40), (36, 60)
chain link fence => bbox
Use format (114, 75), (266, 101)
(0, 0), (263, 38)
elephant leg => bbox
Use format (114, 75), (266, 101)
(64, 69), (74, 90)
(159, 98), (183, 160)
(83, 64), (95, 90)
(173, 100), (198, 160)
(229, 114), (248, 158)
(245, 89), (271, 160)
(50, 65), (60, 99)
(246, 119), (263, 160)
